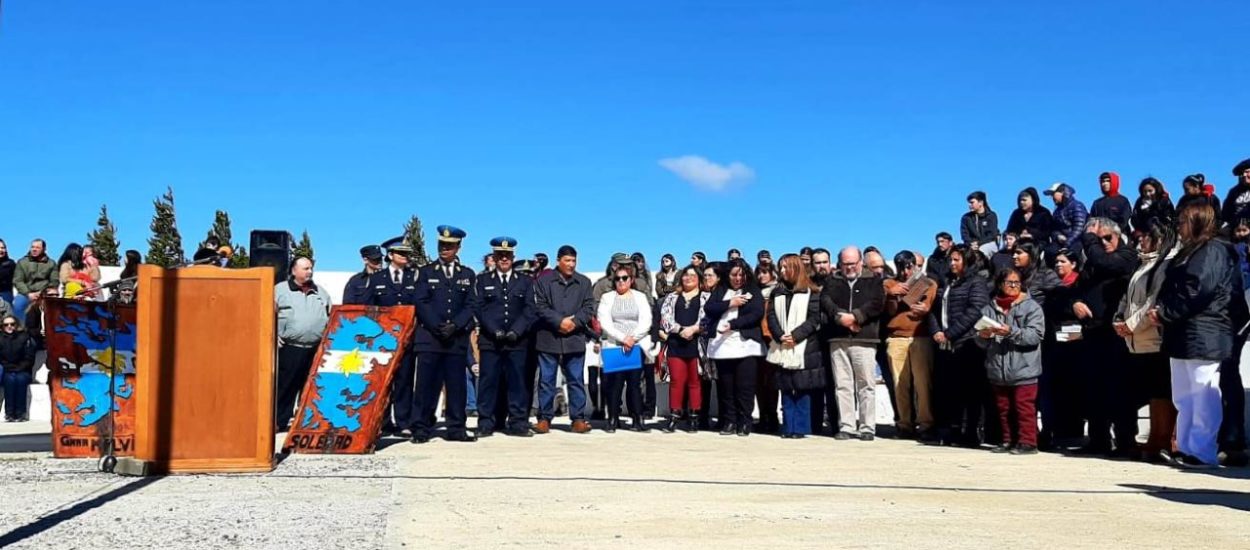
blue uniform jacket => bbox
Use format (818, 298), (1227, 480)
(414, 262), (478, 354)
(473, 270), (536, 352)
(365, 268), (418, 307)
(342, 270), (373, 305)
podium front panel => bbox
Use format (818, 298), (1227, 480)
(135, 265), (275, 473)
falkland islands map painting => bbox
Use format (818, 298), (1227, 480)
(284, 305), (416, 454)
(44, 299), (139, 458)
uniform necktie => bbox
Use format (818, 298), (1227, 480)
(393, 270), (400, 284)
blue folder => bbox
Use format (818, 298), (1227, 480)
(601, 346), (642, 373)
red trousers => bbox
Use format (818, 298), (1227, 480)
(993, 383), (1038, 447)
(668, 356), (702, 412)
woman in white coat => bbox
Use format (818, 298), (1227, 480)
(597, 267), (654, 432)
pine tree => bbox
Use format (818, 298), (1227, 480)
(292, 230), (314, 263)
(229, 246), (250, 268)
(86, 204), (122, 266)
(202, 210), (249, 268)
(146, 187), (185, 268)
(403, 215), (431, 267)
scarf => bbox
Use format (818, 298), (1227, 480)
(1060, 270), (1078, 287)
(995, 295), (1016, 313)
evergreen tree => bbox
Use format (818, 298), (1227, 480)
(86, 204), (122, 266)
(146, 187), (184, 268)
(230, 246), (250, 268)
(202, 210), (249, 268)
(403, 215), (431, 267)
(292, 230), (314, 263)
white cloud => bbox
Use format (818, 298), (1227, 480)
(658, 155), (755, 191)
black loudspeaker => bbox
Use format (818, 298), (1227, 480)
(249, 230), (292, 283)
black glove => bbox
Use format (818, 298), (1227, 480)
(504, 331), (519, 344)
(494, 330), (508, 342)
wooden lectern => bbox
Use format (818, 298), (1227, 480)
(132, 264), (276, 473)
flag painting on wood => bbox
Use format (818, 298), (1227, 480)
(44, 299), (138, 458)
(283, 305), (415, 454)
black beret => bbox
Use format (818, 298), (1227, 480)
(1234, 158), (1250, 176)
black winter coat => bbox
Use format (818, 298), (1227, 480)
(766, 285), (826, 392)
(1005, 207), (1054, 244)
(960, 211), (1001, 247)
(1021, 265), (1061, 308)
(1158, 240), (1236, 361)
(533, 272), (597, 355)
(819, 273), (886, 344)
(1072, 233), (1139, 330)
(926, 248), (951, 288)
(0, 329), (36, 373)
(1131, 195), (1175, 234)
(929, 273), (990, 343)
(0, 257), (15, 294)
(1091, 194), (1133, 234)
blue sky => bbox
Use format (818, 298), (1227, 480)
(3, 2), (1249, 273)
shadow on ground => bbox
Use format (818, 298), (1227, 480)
(1121, 483), (1250, 512)
(0, 432), (52, 454)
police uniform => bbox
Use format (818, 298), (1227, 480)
(367, 241), (420, 433)
(410, 226), (479, 442)
(473, 237), (536, 437)
(342, 245), (383, 305)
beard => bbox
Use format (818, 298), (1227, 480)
(811, 271), (829, 285)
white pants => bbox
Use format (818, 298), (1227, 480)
(1170, 358), (1223, 465)
(831, 342), (877, 434)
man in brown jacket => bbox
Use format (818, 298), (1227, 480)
(883, 251), (938, 440)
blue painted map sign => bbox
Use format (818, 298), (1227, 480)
(45, 299), (138, 458)
(283, 305), (415, 454)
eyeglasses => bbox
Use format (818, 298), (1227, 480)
(1004, 281), (1022, 287)
(613, 276), (631, 282)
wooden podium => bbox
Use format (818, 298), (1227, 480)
(132, 265), (276, 473)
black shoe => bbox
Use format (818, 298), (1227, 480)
(1221, 450), (1250, 467)
(991, 444), (1013, 454)
(1175, 453), (1217, 469)
(661, 416), (678, 433)
(833, 432), (852, 441)
(506, 428), (533, 438)
(447, 433), (477, 443)
(859, 432), (875, 442)
(1010, 445), (1039, 455)
(781, 433), (793, 439)
(605, 417), (618, 433)
(477, 430), (494, 438)
(917, 430), (941, 445)
(719, 423), (736, 436)
(411, 434), (431, 444)
(631, 416), (650, 433)
(685, 416), (699, 433)
(737, 424), (750, 437)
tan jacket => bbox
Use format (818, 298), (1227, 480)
(884, 277), (938, 338)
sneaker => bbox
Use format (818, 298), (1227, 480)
(991, 444), (1013, 454)
(859, 432), (875, 442)
(1010, 445), (1039, 456)
(833, 432), (853, 441)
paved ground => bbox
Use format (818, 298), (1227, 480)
(1, 418), (1247, 550)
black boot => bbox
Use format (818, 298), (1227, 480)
(661, 411), (679, 433)
(631, 415), (650, 433)
(685, 414), (699, 433)
(605, 415), (618, 433)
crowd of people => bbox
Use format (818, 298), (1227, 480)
(3, 159), (1250, 470)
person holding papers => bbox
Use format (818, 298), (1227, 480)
(597, 266), (654, 433)
(704, 259), (767, 437)
(976, 268), (1046, 455)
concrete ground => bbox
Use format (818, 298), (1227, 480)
(1, 416), (1248, 550)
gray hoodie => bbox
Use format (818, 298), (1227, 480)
(976, 293), (1045, 386)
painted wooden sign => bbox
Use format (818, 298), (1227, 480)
(45, 299), (138, 458)
(283, 305), (415, 454)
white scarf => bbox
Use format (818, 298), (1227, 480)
(766, 292), (809, 369)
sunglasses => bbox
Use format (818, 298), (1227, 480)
(1100, 234), (1116, 244)
(2, 322), (16, 328)
(613, 276), (632, 282)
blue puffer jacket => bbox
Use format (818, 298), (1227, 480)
(1051, 183), (1089, 248)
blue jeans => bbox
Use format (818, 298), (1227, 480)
(537, 352), (587, 421)
(11, 293), (29, 320)
(0, 291), (13, 309)
(466, 369), (478, 411)
(782, 390), (813, 436)
(3, 370), (32, 420)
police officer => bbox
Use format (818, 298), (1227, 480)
(342, 244), (384, 305)
(473, 237), (536, 437)
(411, 225), (479, 443)
(367, 239), (419, 435)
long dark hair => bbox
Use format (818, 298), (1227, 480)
(660, 253), (676, 273)
(119, 250), (142, 280)
(949, 245), (978, 281)
(58, 243), (85, 271)
(719, 259), (759, 295)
